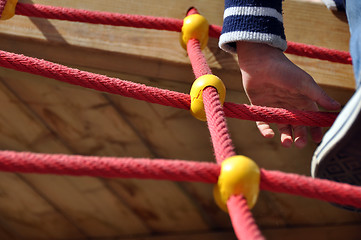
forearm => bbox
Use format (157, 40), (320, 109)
(219, 0), (287, 54)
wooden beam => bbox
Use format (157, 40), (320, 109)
(0, 0), (354, 94)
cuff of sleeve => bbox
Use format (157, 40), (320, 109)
(219, 0), (287, 54)
(219, 31), (288, 54)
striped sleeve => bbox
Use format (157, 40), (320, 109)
(219, 0), (287, 54)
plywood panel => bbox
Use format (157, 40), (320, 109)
(20, 174), (150, 237)
(0, 68), (211, 234)
(0, 173), (84, 239)
(0, 77), (87, 239)
(0, 70), (152, 157)
(0, 77), (70, 152)
(0, 72), (152, 238)
(107, 179), (210, 232)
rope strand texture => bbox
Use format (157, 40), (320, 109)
(227, 195), (265, 240)
(0, 49), (338, 127)
(187, 38), (212, 78)
(1, 150), (361, 208)
(261, 169), (361, 209)
(15, 3), (183, 31)
(0, 151), (219, 183)
(203, 87), (236, 164)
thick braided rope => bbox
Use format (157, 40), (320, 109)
(15, 3), (183, 31)
(1, 150), (361, 208)
(286, 41), (352, 65)
(203, 87), (236, 164)
(203, 85), (263, 240)
(0, 49), (337, 127)
(186, 25), (263, 239)
(261, 169), (361, 209)
(228, 195), (265, 240)
(14, 3), (352, 65)
(187, 39), (212, 78)
(203, 87), (264, 240)
(224, 103), (338, 127)
(0, 50), (190, 110)
(0, 151), (219, 183)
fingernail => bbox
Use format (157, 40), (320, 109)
(295, 137), (306, 148)
(282, 138), (292, 148)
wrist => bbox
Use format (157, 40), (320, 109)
(236, 42), (284, 70)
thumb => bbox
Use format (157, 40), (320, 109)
(304, 78), (341, 110)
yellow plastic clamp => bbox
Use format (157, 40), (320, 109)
(213, 155), (260, 212)
(190, 74), (226, 121)
(180, 13), (209, 50)
(1, 0), (18, 20)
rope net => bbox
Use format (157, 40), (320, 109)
(0, 2), (359, 240)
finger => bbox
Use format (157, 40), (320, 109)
(278, 124), (293, 148)
(310, 126), (323, 143)
(293, 125), (308, 148)
(303, 78), (341, 110)
(256, 121), (274, 138)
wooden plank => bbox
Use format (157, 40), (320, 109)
(0, 77), (70, 152)
(0, 0), (353, 92)
(20, 174), (151, 237)
(106, 179), (211, 232)
(0, 78), (87, 239)
(0, 172), (84, 239)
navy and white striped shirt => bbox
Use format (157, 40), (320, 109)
(219, 0), (345, 53)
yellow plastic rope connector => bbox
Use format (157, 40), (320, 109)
(213, 155), (260, 212)
(190, 74), (226, 121)
(180, 13), (209, 50)
(0, 0), (18, 20)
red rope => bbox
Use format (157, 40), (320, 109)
(203, 87), (236, 164)
(0, 151), (219, 183)
(0, 49), (338, 127)
(15, 3), (183, 32)
(186, 24), (262, 239)
(187, 38), (212, 78)
(1, 150), (361, 208)
(14, 3), (351, 65)
(224, 103), (338, 127)
(0, 50), (190, 109)
(260, 169), (361, 209)
(286, 41), (352, 65)
(228, 195), (265, 240)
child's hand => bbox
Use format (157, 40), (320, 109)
(237, 42), (341, 148)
